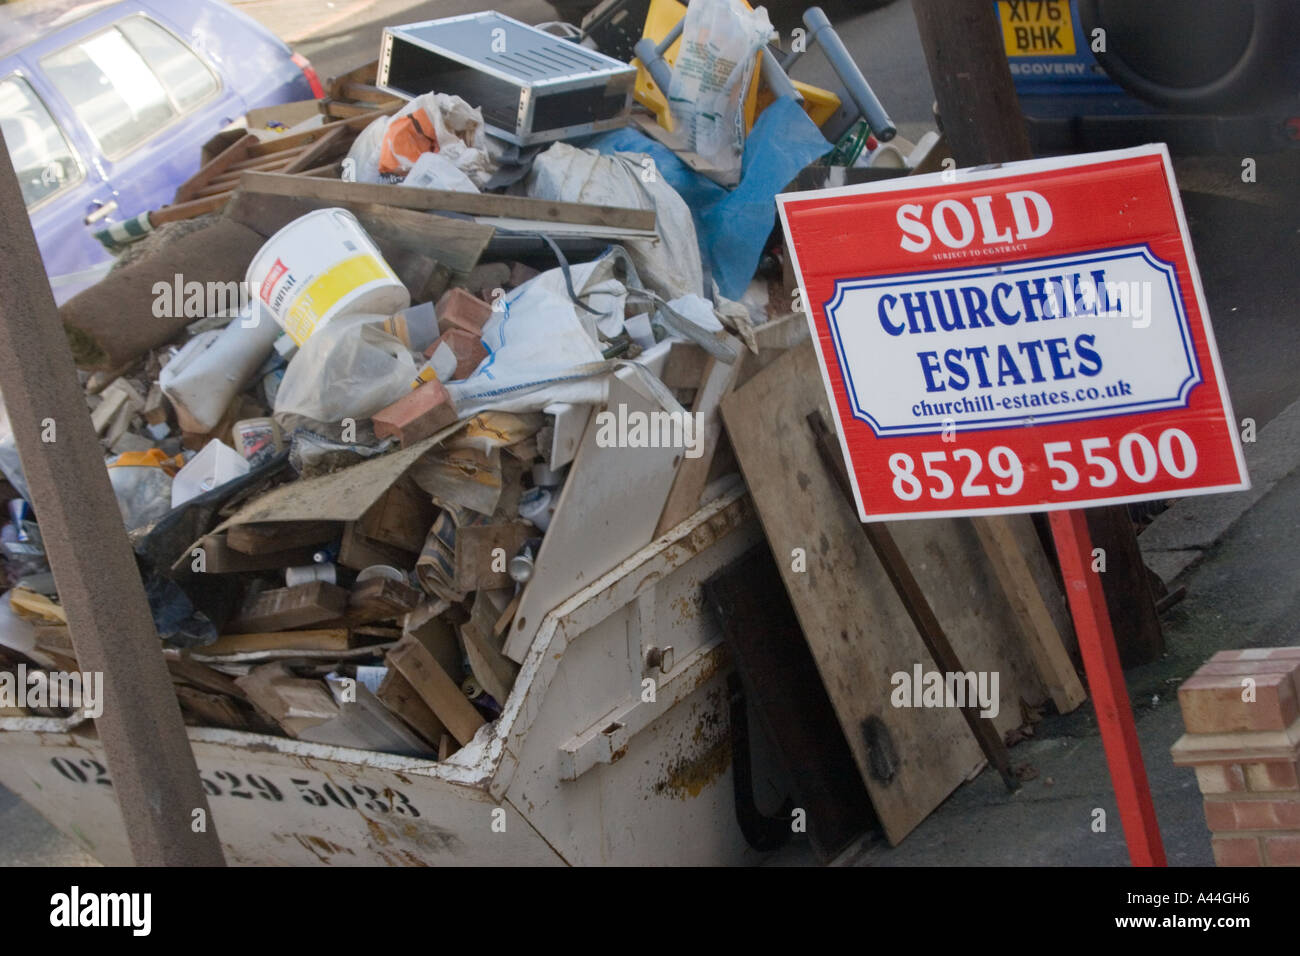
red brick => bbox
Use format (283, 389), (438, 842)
(1178, 671), (1299, 733)
(1198, 660), (1300, 678)
(1203, 799), (1237, 831)
(507, 261), (539, 289)
(1264, 834), (1300, 865)
(435, 286), (492, 335)
(1203, 797), (1300, 830)
(371, 379), (459, 447)
(1244, 761), (1300, 792)
(1196, 763), (1246, 794)
(424, 328), (486, 381)
(1212, 835), (1262, 866)
(1211, 647), (1300, 664)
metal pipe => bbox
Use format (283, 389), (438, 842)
(633, 35), (674, 94)
(0, 128), (225, 866)
(760, 47), (803, 104)
(802, 6), (897, 141)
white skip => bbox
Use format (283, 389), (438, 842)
(594, 404), (705, 459)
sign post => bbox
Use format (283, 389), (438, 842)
(778, 145), (1249, 866)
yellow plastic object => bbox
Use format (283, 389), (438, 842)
(633, 0), (840, 134)
(633, 0), (689, 133)
(756, 80), (841, 128)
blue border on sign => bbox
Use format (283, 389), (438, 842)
(821, 245), (1203, 437)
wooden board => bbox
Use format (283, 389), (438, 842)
(654, 354), (740, 537)
(972, 516), (1086, 713)
(720, 342), (1047, 845)
(178, 533), (318, 574)
(198, 629), (351, 656)
(503, 373), (683, 662)
(702, 544), (874, 861)
(386, 638), (485, 745)
(228, 582), (351, 634)
(375, 667), (445, 746)
(225, 521), (339, 556)
(239, 172), (657, 232)
(454, 523), (533, 591)
(357, 481), (436, 554)
(459, 591), (520, 706)
(317, 577), (423, 629)
(224, 191), (494, 274)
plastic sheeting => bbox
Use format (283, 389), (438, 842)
(583, 96), (831, 301)
(525, 142), (703, 301)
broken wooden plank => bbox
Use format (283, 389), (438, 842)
(224, 191), (494, 274)
(198, 628), (352, 656)
(318, 577), (423, 629)
(181, 533), (319, 574)
(459, 590), (520, 706)
(235, 662), (339, 738)
(357, 480), (436, 554)
(454, 523), (533, 592)
(387, 637), (484, 745)
(338, 522), (418, 572)
(376, 667), (446, 746)
(228, 581), (351, 634)
(225, 520), (339, 556)
(239, 171), (657, 232)
(166, 655), (247, 699)
(654, 354), (739, 537)
(720, 342), (1045, 845)
(972, 516), (1087, 713)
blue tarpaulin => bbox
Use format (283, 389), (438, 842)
(583, 96), (831, 301)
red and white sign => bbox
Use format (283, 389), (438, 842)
(777, 145), (1249, 521)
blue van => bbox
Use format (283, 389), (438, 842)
(1, 0), (322, 302)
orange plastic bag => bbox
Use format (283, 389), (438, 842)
(379, 107), (439, 175)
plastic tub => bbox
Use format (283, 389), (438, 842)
(246, 208), (409, 347)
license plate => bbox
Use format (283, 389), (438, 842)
(998, 0), (1076, 56)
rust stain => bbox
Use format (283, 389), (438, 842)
(291, 832), (355, 863)
(366, 816), (392, 847)
(653, 690), (730, 800)
(653, 734), (731, 800)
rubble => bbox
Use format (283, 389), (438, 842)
(0, 2), (979, 789)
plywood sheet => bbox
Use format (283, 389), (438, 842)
(721, 342), (1047, 845)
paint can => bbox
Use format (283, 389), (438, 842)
(245, 208), (409, 346)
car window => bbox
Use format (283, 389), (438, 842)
(0, 75), (82, 208)
(41, 27), (176, 157)
(117, 16), (217, 112)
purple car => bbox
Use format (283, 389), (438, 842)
(1, 0), (323, 303)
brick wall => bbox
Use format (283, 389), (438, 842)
(1173, 648), (1300, 866)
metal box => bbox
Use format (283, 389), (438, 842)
(377, 12), (637, 146)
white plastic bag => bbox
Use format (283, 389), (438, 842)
(403, 151), (480, 193)
(444, 252), (640, 417)
(0, 389), (30, 502)
(273, 314), (419, 424)
(344, 92), (496, 187)
(665, 0), (774, 180)
(526, 142), (703, 301)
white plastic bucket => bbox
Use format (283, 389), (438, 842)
(246, 208), (409, 347)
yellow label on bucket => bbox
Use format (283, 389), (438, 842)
(283, 254), (395, 346)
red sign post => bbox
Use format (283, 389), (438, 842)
(779, 145), (1249, 865)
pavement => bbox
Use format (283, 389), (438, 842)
(2, 0), (1299, 867)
